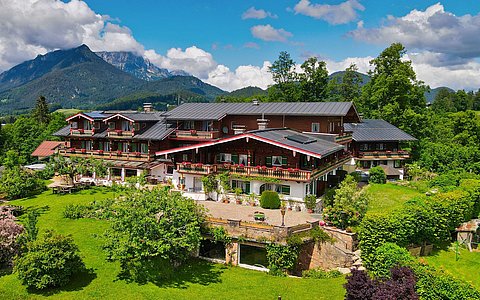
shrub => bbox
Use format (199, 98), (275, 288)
(370, 243), (413, 278)
(344, 268), (377, 300)
(323, 188), (337, 207)
(349, 171), (362, 182)
(0, 167), (45, 200)
(260, 190), (281, 209)
(304, 194), (317, 211)
(369, 166), (386, 184)
(265, 243), (299, 275)
(14, 230), (86, 290)
(63, 204), (88, 219)
(302, 268), (342, 279)
(0, 209), (24, 268)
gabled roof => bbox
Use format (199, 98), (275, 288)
(133, 120), (175, 141)
(65, 111), (110, 122)
(344, 119), (417, 142)
(52, 125), (70, 137)
(165, 102), (356, 121)
(31, 141), (63, 157)
(156, 128), (344, 159)
(103, 112), (164, 122)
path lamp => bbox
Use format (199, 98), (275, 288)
(280, 205), (286, 227)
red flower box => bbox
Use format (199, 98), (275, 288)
(116, 150), (122, 155)
(98, 150), (104, 154)
(78, 129), (84, 134)
(261, 166), (267, 170)
(134, 152), (141, 156)
(81, 149), (87, 153)
(69, 148), (76, 153)
(190, 129), (197, 135)
(115, 129), (123, 134)
(238, 164), (245, 168)
(196, 163), (203, 167)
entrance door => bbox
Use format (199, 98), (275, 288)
(193, 177), (203, 192)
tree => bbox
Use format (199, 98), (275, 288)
(298, 57), (329, 102)
(32, 95), (50, 125)
(327, 64), (363, 102)
(14, 230), (86, 290)
(268, 51), (300, 101)
(47, 155), (110, 184)
(0, 167), (45, 200)
(369, 166), (387, 184)
(360, 43), (427, 135)
(201, 174), (218, 200)
(431, 88), (456, 114)
(0, 208), (24, 268)
(103, 188), (205, 278)
(1, 116), (46, 163)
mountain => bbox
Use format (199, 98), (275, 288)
(0, 45), (224, 115)
(228, 86), (267, 98)
(96, 51), (172, 81)
(425, 86), (454, 104)
(328, 71), (371, 86)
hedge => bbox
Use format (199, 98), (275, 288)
(260, 190), (281, 209)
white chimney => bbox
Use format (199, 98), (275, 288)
(257, 119), (269, 130)
(143, 103), (153, 112)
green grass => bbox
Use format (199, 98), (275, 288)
(423, 247), (480, 290)
(0, 188), (346, 300)
(54, 108), (82, 116)
(366, 183), (423, 214)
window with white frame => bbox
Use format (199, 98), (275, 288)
(239, 154), (248, 165)
(220, 153), (232, 162)
(259, 183), (290, 195)
(141, 143), (148, 154)
(182, 154), (188, 161)
(375, 143), (385, 150)
(311, 123), (320, 133)
(328, 121), (335, 133)
(360, 143), (369, 151)
(122, 120), (131, 131)
(184, 121), (195, 130)
(83, 120), (92, 130)
(272, 155), (283, 166)
(71, 121), (78, 129)
(394, 160), (401, 168)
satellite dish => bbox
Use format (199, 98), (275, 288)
(222, 126), (228, 134)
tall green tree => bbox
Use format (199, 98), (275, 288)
(327, 64), (363, 102)
(298, 57), (329, 102)
(32, 95), (50, 124)
(431, 88), (456, 114)
(268, 51), (300, 101)
(360, 43), (427, 135)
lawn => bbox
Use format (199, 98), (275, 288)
(0, 188), (346, 300)
(365, 183), (423, 214)
(423, 247), (480, 290)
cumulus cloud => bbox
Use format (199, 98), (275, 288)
(294, 0), (365, 25)
(251, 24), (293, 42)
(349, 3), (480, 62)
(206, 62), (274, 91)
(0, 0), (144, 71)
(242, 7), (277, 20)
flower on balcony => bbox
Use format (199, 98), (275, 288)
(294, 168), (300, 172)
(115, 129), (123, 134)
(116, 150), (122, 155)
(69, 148), (76, 153)
(190, 129), (197, 135)
(134, 152), (141, 157)
(98, 150), (104, 154)
(287, 168), (294, 173)
(386, 150), (392, 153)
(81, 148), (87, 153)
(196, 163), (203, 167)
(261, 166), (267, 170)
(182, 161), (191, 165)
(238, 164), (245, 168)
(78, 129), (84, 134)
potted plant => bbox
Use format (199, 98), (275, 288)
(234, 187), (243, 204)
(287, 199), (295, 211)
(304, 194), (317, 213)
(248, 193), (256, 206)
(254, 211), (265, 221)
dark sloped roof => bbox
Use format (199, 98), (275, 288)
(133, 120), (174, 141)
(166, 102), (354, 120)
(52, 125), (71, 137)
(344, 119), (417, 142)
(85, 111), (110, 120)
(250, 128), (345, 157)
(121, 112), (164, 122)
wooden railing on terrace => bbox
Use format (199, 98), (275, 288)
(58, 148), (150, 161)
(358, 151), (410, 159)
(173, 130), (220, 140)
(70, 128), (94, 136)
(107, 130), (134, 138)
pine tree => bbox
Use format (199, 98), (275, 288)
(32, 95), (50, 124)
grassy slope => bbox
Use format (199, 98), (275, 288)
(423, 248), (480, 290)
(0, 188), (345, 300)
(365, 183), (423, 214)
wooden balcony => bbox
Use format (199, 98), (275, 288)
(177, 163), (312, 182)
(335, 133), (352, 143)
(358, 151), (410, 160)
(70, 128), (94, 136)
(107, 130), (134, 138)
(58, 148), (150, 161)
(172, 130), (221, 140)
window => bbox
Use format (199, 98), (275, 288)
(104, 142), (110, 152)
(122, 120), (131, 131)
(94, 122), (101, 129)
(184, 121), (195, 130)
(360, 144), (369, 151)
(134, 123), (140, 131)
(375, 143), (385, 150)
(311, 123), (320, 133)
(394, 160), (401, 168)
(202, 121), (211, 131)
(271, 156), (286, 167)
(81, 140), (92, 150)
(361, 161), (371, 168)
(141, 143), (148, 154)
(119, 142), (129, 152)
(328, 121), (335, 133)
(70, 121), (78, 129)
(108, 122), (115, 130)
(239, 154), (248, 166)
(182, 154), (188, 161)
(231, 180), (251, 194)
(259, 184), (290, 195)
(83, 120), (92, 130)
(220, 153), (232, 163)
(131, 143), (138, 152)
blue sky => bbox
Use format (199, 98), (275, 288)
(2, 1), (480, 91)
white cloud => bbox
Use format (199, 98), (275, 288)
(206, 62), (274, 91)
(294, 0), (365, 25)
(0, 0), (146, 71)
(349, 3), (480, 62)
(243, 42), (260, 49)
(251, 24), (293, 42)
(242, 7), (277, 20)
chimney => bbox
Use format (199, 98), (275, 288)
(143, 103), (153, 112)
(252, 99), (259, 106)
(257, 118), (269, 130)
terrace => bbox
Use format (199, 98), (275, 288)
(58, 148), (151, 161)
(171, 129), (221, 140)
(70, 128), (94, 136)
(107, 129), (135, 138)
(358, 150), (410, 160)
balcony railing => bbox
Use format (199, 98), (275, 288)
(335, 133), (352, 143)
(358, 151), (410, 159)
(58, 148), (150, 161)
(107, 130), (134, 138)
(70, 128), (94, 136)
(173, 130), (221, 140)
(177, 163), (312, 182)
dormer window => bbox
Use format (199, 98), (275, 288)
(71, 121), (78, 129)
